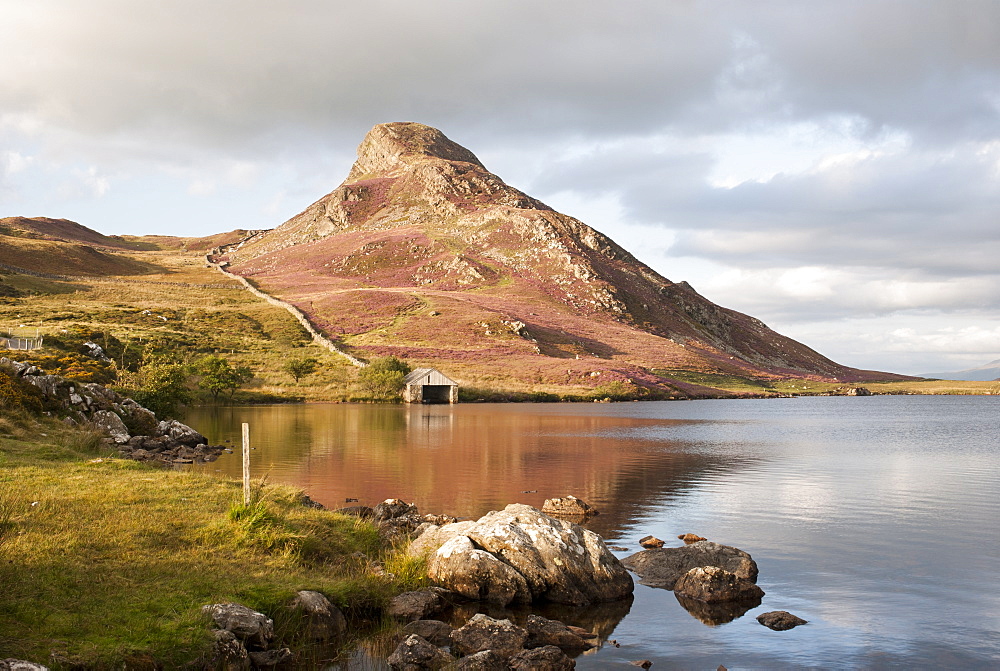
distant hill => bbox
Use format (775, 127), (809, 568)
(0, 217), (254, 277)
(219, 122), (909, 395)
(920, 359), (1000, 381)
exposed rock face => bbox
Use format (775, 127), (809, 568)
(757, 610), (808, 630)
(622, 541), (758, 589)
(673, 566), (765, 603)
(219, 122), (906, 392)
(412, 504), (633, 606)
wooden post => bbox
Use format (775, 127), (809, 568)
(242, 422), (251, 505)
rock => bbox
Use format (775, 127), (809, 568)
(677, 533), (706, 544)
(401, 619), (454, 647)
(388, 590), (445, 621)
(386, 634), (455, 670)
(541, 495), (597, 518)
(507, 645), (575, 670)
(374, 498), (419, 520)
(157, 419), (207, 447)
(631, 662), (653, 670)
(201, 603), (274, 649)
(337, 505), (375, 519)
(0, 661), (50, 671)
(248, 648), (294, 667)
(757, 610), (808, 630)
(449, 650), (508, 670)
(639, 535), (664, 548)
(524, 614), (594, 651)
(622, 541), (758, 590)
(420, 504), (633, 606)
(429, 535), (531, 605)
(90, 410), (130, 444)
(451, 614), (528, 659)
(608, 545), (629, 552)
(408, 520), (477, 557)
(289, 590), (346, 640)
(673, 566), (765, 603)
(205, 630), (251, 670)
(846, 387), (872, 396)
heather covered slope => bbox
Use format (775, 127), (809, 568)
(223, 122), (907, 394)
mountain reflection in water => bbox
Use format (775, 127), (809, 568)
(185, 402), (759, 541)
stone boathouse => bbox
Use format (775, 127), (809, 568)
(402, 368), (458, 404)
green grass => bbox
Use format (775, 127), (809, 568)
(654, 369), (778, 393)
(0, 412), (414, 668)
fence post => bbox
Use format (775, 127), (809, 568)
(242, 422), (251, 505)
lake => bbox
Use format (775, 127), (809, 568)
(184, 395), (1000, 669)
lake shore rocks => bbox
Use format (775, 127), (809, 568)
(409, 503), (633, 607)
(1, 357), (225, 465)
(622, 541), (759, 590)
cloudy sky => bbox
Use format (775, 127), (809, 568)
(2, 0), (998, 375)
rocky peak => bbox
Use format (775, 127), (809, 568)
(348, 122), (486, 180)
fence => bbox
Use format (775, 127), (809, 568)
(1, 335), (44, 351)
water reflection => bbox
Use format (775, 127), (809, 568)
(185, 403), (763, 542)
(673, 594), (762, 626)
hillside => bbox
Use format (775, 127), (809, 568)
(0, 216), (161, 276)
(920, 359), (1000, 382)
(220, 122), (909, 395)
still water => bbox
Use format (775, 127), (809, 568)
(185, 396), (1000, 669)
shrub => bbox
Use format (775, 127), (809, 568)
(282, 357), (318, 383)
(196, 355), (254, 401)
(122, 360), (192, 417)
(357, 356), (411, 401)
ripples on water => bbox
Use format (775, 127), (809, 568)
(185, 395), (1000, 669)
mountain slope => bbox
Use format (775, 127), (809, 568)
(221, 122), (906, 394)
(920, 359), (1000, 381)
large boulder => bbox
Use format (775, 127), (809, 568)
(673, 566), (765, 603)
(621, 541), (758, 589)
(388, 589), (447, 622)
(414, 504), (633, 606)
(157, 419), (207, 447)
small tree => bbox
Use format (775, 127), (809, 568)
(127, 360), (192, 417)
(357, 356), (411, 401)
(283, 356), (318, 383)
(196, 355), (254, 401)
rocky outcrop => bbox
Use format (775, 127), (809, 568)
(622, 541), (758, 590)
(0, 357), (223, 465)
(411, 504), (633, 606)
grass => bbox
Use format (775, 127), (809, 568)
(0, 410), (417, 668)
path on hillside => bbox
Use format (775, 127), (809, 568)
(204, 254), (366, 368)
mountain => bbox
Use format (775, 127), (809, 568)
(920, 359), (1000, 381)
(0, 216), (144, 249)
(220, 122), (907, 395)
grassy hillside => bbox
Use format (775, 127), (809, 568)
(0, 247), (358, 402)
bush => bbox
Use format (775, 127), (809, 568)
(0, 367), (43, 414)
(282, 357), (318, 383)
(357, 356), (411, 401)
(122, 360), (192, 417)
